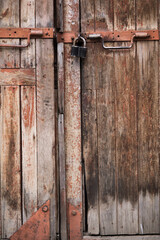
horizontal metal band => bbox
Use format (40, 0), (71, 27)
(0, 28), (158, 44)
(57, 30), (159, 43)
(0, 28), (55, 39)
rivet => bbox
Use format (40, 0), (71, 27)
(71, 210), (77, 216)
(42, 205), (48, 212)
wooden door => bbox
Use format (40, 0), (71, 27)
(0, 0), (56, 239)
(81, 0), (160, 237)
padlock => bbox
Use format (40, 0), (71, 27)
(71, 38), (79, 57)
(78, 36), (87, 58)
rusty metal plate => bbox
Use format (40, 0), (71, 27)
(0, 28), (54, 39)
(10, 200), (50, 240)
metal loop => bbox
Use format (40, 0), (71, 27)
(73, 36), (86, 47)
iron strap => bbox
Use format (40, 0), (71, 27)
(0, 28), (158, 46)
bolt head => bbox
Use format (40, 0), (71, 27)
(42, 205), (48, 212)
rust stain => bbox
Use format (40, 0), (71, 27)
(23, 87), (34, 128)
(0, 8), (9, 19)
(68, 202), (82, 240)
(10, 200), (50, 240)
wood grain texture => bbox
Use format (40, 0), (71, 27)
(84, 236), (160, 240)
(96, 46), (116, 235)
(137, 0), (159, 234)
(64, 44), (82, 240)
(114, 0), (135, 31)
(21, 86), (37, 223)
(36, 3), (56, 239)
(114, 0), (138, 234)
(57, 43), (67, 240)
(82, 89), (99, 234)
(81, 0), (95, 32)
(0, 0), (20, 68)
(95, 0), (114, 31)
(64, 0), (79, 32)
(0, 69), (35, 86)
(0, 1), (21, 237)
(20, 0), (37, 226)
(1, 86), (21, 238)
(21, 0), (35, 68)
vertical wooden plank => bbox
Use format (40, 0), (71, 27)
(0, 1), (21, 238)
(0, 1), (20, 68)
(36, 1), (56, 239)
(95, 0), (114, 31)
(95, 46), (116, 235)
(21, 0), (37, 225)
(21, 0), (35, 68)
(57, 42), (67, 240)
(81, 0), (98, 234)
(21, 86), (37, 223)
(81, 0), (95, 32)
(137, 0), (159, 233)
(94, 1), (116, 235)
(82, 89), (99, 235)
(64, 1), (81, 238)
(114, 0), (138, 234)
(1, 87), (21, 238)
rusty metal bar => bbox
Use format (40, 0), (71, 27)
(0, 28), (158, 46)
(57, 30), (159, 43)
(0, 28), (55, 48)
(0, 29), (44, 48)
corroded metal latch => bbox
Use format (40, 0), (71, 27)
(88, 32), (150, 50)
(0, 28), (158, 49)
(0, 28), (55, 48)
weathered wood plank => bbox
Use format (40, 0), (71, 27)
(114, 0), (138, 235)
(58, 43), (64, 113)
(136, 0), (159, 234)
(0, 1), (21, 238)
(81, 0), (95, 32)
(63, 0), (81, 239)
(0, 69), (35, 86)
(57, 42), (67, 240)
(20, 0), (37, 225)
(83, 236), (160, 240)
(1, 86), (21, 238)
(21, 86), (37, 223)
(64, 43), (81, 240)
(21, 0), (35, 68)
(96, 45), (116, 235)
(36, 1), (56, 239)
(58, 114), (67, 240)
(0, 1), (20, 68)
(82, 89), (99, 235)
(95, 0), (114, 31)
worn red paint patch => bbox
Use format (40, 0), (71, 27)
(10, 200), (50, 240)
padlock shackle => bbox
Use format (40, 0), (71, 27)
(79, 36), (86, 47)
(73, 36), (86, 47)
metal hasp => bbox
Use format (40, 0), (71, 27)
(9, 200), (50, 240)
(0, 28), (55, 48)
(89, 32), (150, 50)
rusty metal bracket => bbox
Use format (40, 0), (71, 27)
(0, 28), (55, 48)
(9, 200), (50, 240)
